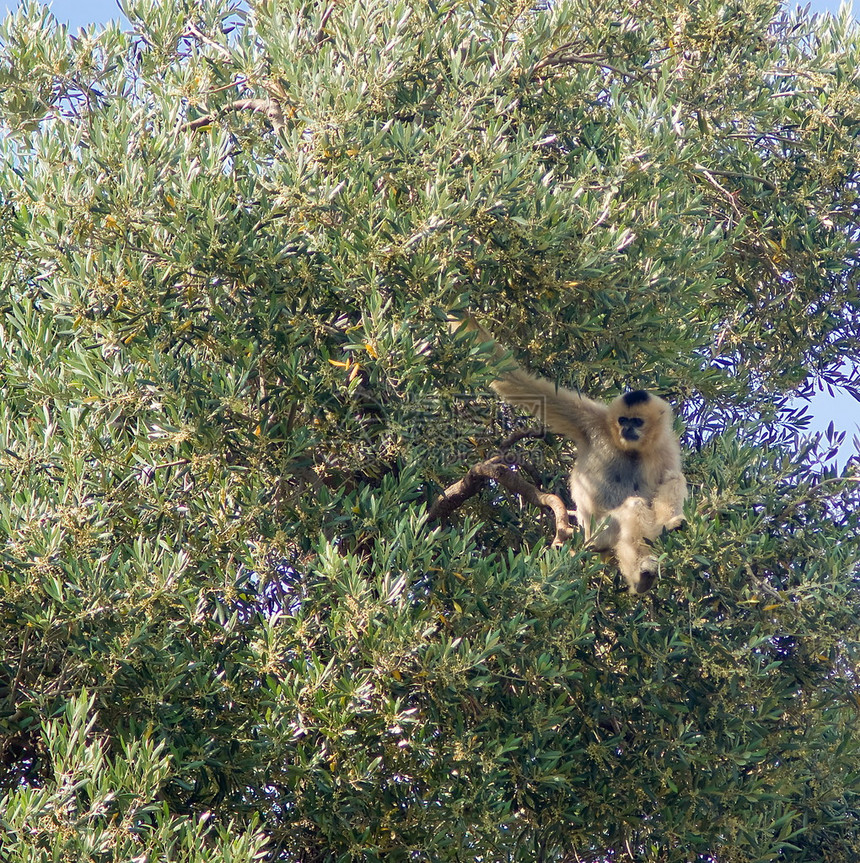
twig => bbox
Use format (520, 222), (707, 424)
(185, 21), (234, 64)
(9, 629), (29, 703)
(532, 45), (644, 81)
(138, 458), (191, 485)
(184, 98), (285, 134)
(696, 168), (744, 220)
(774, 475), (860, 520)
(498, 426), (545, 453)
(693, 164), (777, 193)
(315, 3), (337, 45)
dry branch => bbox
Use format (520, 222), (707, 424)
(429, 453), (574, 548)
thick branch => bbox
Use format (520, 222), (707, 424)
(476, 461), (575, 547)
(428, 464), (491, 523)
(429, 456), (575, 548)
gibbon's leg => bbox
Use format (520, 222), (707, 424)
(615, 538), (657, 594)
(612, 497), (659, 594)
(651, 472), (687, 533)
(587, 498), (650, 555)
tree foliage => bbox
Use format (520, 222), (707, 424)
(0, 0), (859, 861)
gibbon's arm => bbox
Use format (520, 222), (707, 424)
(490, 369), (606, 449)
(449, 315), (606, 448)
(651, 470), (687, 531)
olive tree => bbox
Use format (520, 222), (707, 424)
(0, 0), (858, 861)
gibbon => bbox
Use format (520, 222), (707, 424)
(450, 316), (687, 594)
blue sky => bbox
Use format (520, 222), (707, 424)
(10, 0), (852, 36)
(2, 0), (859, 462)
(5, 0), (125, 30)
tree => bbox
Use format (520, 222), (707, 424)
(0, 0), (858, 860)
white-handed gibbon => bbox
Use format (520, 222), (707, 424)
(450, 316), (687, 594)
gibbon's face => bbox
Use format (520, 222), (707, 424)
(608, 390), (665, 452)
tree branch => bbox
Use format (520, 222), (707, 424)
(315, 3), (337, 45)
(429, 454), (574, 548)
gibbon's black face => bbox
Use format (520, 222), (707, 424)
(609, 390), (656, 452)
(618, 415), (644, 442)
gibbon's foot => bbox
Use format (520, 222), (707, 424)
(663, 516), (687, 532)
(633, 560), (659, 594)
